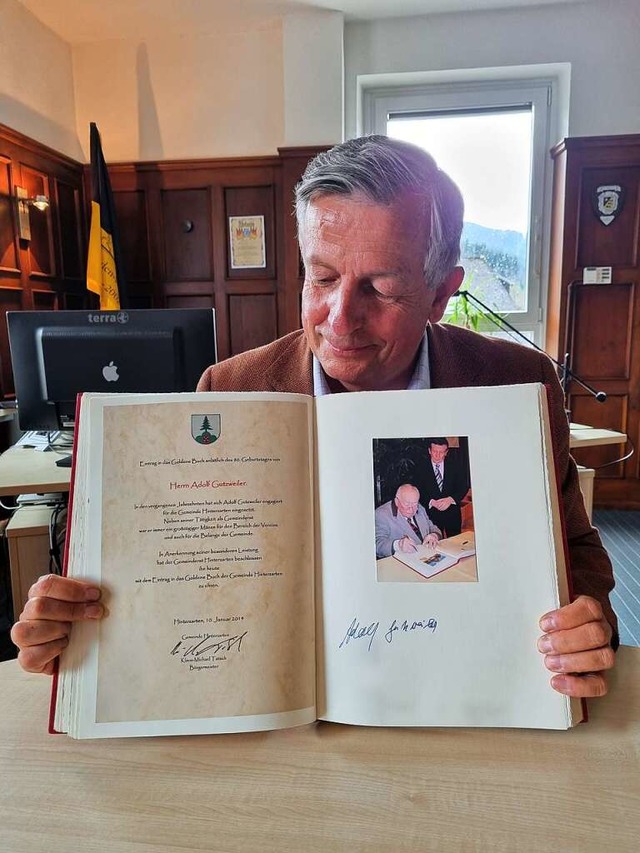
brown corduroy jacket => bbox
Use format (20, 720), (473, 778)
(197, 322), (618, 639)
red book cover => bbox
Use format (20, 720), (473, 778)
(48, 393), (83, 734)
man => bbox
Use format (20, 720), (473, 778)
(413, 438), (469, 537)
(12, 135), (616, 699)
(375, 483), (441, 558)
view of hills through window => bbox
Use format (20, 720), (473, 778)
(388, 109), (533, 318)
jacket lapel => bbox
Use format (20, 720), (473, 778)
(265, 330), (314, 395)
(428, 323), (482, 389)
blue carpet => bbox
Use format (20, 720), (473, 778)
(593, 509), (640, 647)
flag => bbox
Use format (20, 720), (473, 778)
(86, 123), (128, 309)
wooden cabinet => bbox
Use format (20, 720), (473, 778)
(6, 506), (55, 621)
(547, 135), (640, 510)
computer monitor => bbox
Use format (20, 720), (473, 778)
(7, 308), (217, 431)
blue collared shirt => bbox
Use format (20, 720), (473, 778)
(312, 331), (431, 396)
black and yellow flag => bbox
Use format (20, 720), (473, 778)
(86, 123), (128, 310)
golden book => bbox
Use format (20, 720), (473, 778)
(52, 383), (582, 737)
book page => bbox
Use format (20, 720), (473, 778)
(315, 384), (576, 730)
(61, 392), (315, 738)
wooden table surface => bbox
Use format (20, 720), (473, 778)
(1, 648), (639, 853)
(569, 423), (627, 449)
(0, 444), (71, 496)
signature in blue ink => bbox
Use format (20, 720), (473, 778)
(338, 617), (379, 651)
(385, 618), (438, 644)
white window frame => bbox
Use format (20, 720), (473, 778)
(361, 75), (562, 345)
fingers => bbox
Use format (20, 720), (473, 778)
(11, 618), (71, 648)
(538, 596), (615, 698)
(539, 595), (604, 633)
(20, 596), (104, 623)
(537, 619), (612, 655)
(549, 672), (609, 698)
(11, 574), (104, 677)
(28, 574), (101, 604)
(16, 637), (70, 674)
(543, 645), (615, 677)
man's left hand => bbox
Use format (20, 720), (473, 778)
(430, 496), (455, 511)
(538, 595), (614, 698)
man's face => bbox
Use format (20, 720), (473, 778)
(395, 490), (420, 518)
(429, 443), (448, 464)
(299, 192), (462, 393)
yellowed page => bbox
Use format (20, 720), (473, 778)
(63, 392), (315, 738)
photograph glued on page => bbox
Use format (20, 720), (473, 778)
(372, 436), (477, 583)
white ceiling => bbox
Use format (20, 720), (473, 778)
(20, 0), (584, 44)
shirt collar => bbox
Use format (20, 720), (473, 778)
(312, 332), (431, 397)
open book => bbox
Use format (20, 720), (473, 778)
(52, 383), (582, 738)
(393, 532), (476, 578)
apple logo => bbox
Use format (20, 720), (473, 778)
(102, 361), (119, 382)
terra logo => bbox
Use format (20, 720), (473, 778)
(87, 312), (129, 324)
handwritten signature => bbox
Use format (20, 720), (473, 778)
(338, 617), (437, 652)
(170, 631), (248, 661)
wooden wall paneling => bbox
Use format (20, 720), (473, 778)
(211, 182), (229, 360)
(62, 292), (88, 310)
(222, 181), (279, 357)
(228, 293), (278, 355)
(107, 166), (157, 309)
(54, 179), (83, 282)
(0, 134), (326, 410)
(0, 287), (22, 397)
(112, 190), (153, 282)
(576, 167), (640, 269)
(31, 289), (58, 311)
(20, 166), (55, 280)
(161, 187), (213, 282)
(0, 156), (19, 274)
(567, 282), (634, 380)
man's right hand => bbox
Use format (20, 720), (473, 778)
(396, 536), (418, 554)
(10, 575), (104, 675)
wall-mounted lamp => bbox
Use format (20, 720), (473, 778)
(14, 186), (50, 240)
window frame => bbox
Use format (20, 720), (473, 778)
(362, 77), (558, 345)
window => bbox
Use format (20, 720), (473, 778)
(363, 79), (556, 345)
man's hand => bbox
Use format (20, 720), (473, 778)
(10, 575), (104, 675)
(422, 533), (439, 549)
(429, 497), (455, 511)
(396, 536), (418, 554)
(538, 595), (614, 698)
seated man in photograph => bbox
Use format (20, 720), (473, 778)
(413, 438), (470, 537)
(12, 134), (617, 700)
(375, 483), (441, 558)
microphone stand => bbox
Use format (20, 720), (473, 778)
(453, 290), (608, 415)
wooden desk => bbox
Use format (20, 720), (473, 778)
(569, 423), (627, 449)
(0, 444), (71, 496)
(0, 444), (71, 618)
(568, 424), (627, 520)
(0, 648), (638, 852)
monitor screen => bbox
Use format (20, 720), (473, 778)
(7, 308), (217, 431)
